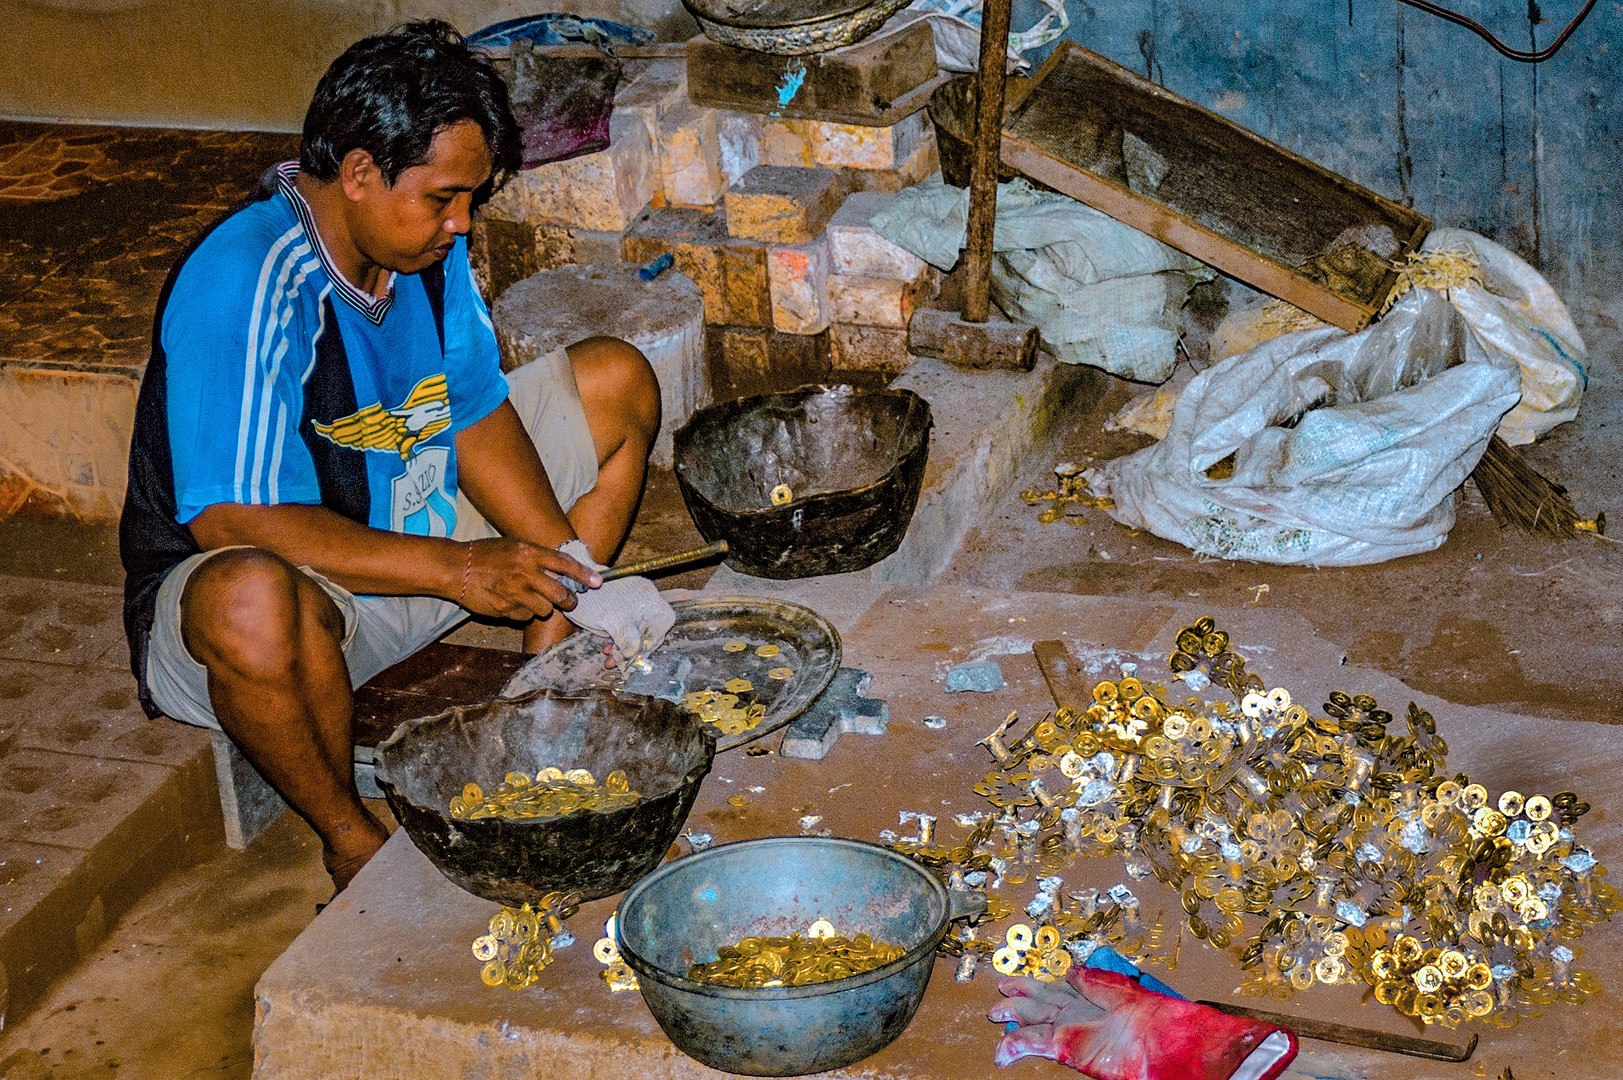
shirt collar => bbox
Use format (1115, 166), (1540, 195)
(276, 161), (394, 325)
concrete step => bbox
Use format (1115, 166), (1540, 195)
(0, 574), (220, 1031)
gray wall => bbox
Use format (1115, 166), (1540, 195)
(1029, 0), (1621, 315)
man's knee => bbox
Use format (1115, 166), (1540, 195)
(180, 549), (342, 680)
(569, 335), (661, 446)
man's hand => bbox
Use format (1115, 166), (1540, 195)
(459, 538), (598, 622)
(552, 539), (676, 659)
(989, 968), (1296, 1080)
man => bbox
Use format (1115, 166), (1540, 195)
(119, 21), (674, 892)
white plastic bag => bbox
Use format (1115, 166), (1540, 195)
(1089, 290), (1522, 565)
(1418, 229), (1586, 445)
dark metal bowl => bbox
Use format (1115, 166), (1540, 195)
(673, 385), (932, 579)
(373, 687), (714, 906)
(616, 837), (985, 1076)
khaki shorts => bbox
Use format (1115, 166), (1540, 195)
(146, 349), (597, 730)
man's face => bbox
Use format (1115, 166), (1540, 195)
(347, 119), (494, 275)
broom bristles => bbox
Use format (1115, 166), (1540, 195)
(1471, 435), (1582, 538)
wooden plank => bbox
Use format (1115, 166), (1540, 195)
(1031, 639), (1092, 714)
(685, 25), (946, 126)
(1001, 43), (1431, 333)
(1002, 137), (1374, 331)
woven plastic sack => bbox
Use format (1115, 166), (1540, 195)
(1089, 290), (1521, 565)
(871, 179), (1209, 382)
(1418, 229), (1586, 445)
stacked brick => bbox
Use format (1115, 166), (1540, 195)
(472, 54), (941, 399)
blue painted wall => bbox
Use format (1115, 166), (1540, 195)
(1024, 0), (1620, 314)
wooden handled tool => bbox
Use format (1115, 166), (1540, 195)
(1199, 1001), (1478, 1063)
(600, 540), (729, 582)
(905, 0), (1040, 371)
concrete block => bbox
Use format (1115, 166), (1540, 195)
(658, 100), (724, 208)
(719, 238), (773, 328)
(705, 325), (831, 399)
(867, 357), (1102, 584)
(494, 263), (708, 466)
(507, 112), (655, 232)
(0, 576), (127, 669)
(716, 111), (763, 187)
(829, 322), (914, 375)
(622, 205), (728, 323)
(724, 165), (852, 244)
(838, 135), (941, 196)
(828, 191), (930, 278)
(810, 110), (933, 171)
(827, 273), (929, 329)
(761, 118), (815, 167)
(768, 240), (832, 335)
(612, 58), (687, 164)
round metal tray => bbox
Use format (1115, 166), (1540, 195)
(502, 597), (841, 752)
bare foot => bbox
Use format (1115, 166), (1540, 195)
(321, 817), (389, 892)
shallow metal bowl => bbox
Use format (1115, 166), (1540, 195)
(616, 837), (984, 1075)
(673, 385), (932, 578)
(374, 687), (713, 906)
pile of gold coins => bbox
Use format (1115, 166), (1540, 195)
(592, 914), (640, 993)
(682, 688), (767, 737)
(470, 890), (581, 990)
(1020, 462), (1115, 525)
(887, 616), (1618, 1029)
(687, 920), (906, 988)
(991, 923), (1074, 981)
(676, 641), (795, 737)
(449, 767), (639, 821)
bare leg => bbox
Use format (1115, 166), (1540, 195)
(181, 548), (387, 889)
(524, 335), (661, 654)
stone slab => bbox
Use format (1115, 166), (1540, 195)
(252, 586), (1623, 1080)
(828, 191), (930, 278)
(0, 734), (218, 1029)
(829, 322), (914, 376)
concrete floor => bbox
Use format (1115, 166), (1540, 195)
(1, 120), (1620, 1078)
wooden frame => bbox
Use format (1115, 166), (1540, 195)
(1000, 43), (1431, 332)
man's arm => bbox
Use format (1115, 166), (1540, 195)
(453, 398), (577, 549)
(188, 499), (593, 622)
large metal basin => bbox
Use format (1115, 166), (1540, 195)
(374, 688), (713, 905)
(673, 385), (932, 579)
(616, 837), (983, 1076)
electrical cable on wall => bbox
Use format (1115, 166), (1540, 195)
(1396, 0), (1599, 62)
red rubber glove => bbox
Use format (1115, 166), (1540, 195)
(989, 967), (1297, 1080)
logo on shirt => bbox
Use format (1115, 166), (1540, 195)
(311, 373), (452, 459)
(312, 373), (457, 537)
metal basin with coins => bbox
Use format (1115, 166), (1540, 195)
(616, 836), (985, 1076)
(374, 687), (713, 906)
(673, 385), (932, 579)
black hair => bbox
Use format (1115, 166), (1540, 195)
(300, 20), (521, 196)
